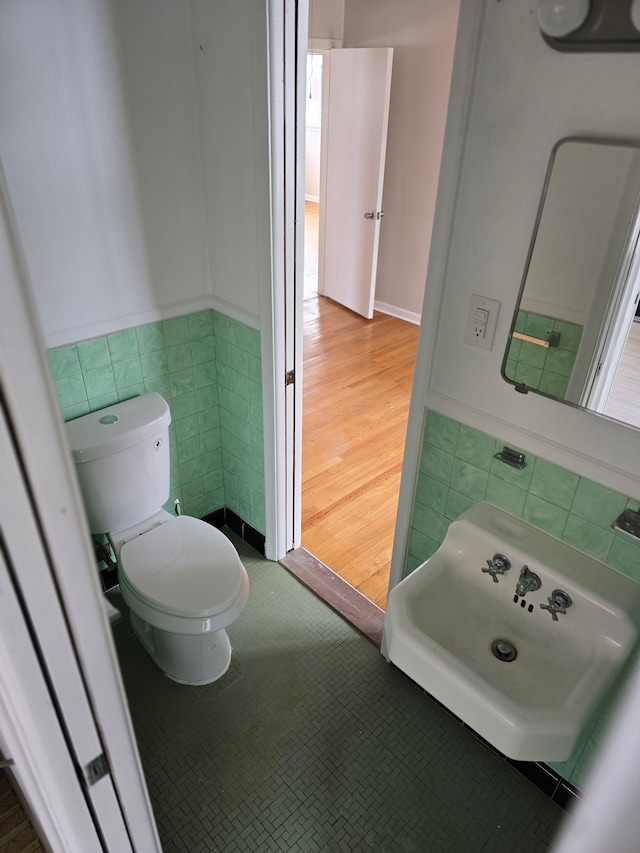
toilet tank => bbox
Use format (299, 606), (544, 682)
(65, 393), (172, 534)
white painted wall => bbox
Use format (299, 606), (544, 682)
(190, 0), (271, 326)
(0, 1), (210, 347)
(343, 0), (459, 318)
(0, 0), (269, 348)
(309, 0), (345, 42)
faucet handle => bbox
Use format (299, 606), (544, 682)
(482, 559), (500, 582)
(540, 589), (572, 621)
(481, 553), (511, 583)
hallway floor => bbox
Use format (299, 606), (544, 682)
(302, 296), (419, 610)
(110, 532), (564, 852)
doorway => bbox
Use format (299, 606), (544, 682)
(300, 50), (419, 610)
(604, 314), (640, 427)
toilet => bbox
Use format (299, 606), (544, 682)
(65, 392), (249, 685)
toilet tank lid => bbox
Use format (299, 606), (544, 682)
(64, 393), (171, 463)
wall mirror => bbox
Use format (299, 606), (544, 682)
(502, 137), (640, 430)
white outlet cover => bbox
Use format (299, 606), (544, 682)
(464, 294), (501, 350)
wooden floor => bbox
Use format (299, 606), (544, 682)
(0, 771), (44, 852)
(301, 289), (419, 610)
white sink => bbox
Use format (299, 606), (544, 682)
(384, 503), (640, 761)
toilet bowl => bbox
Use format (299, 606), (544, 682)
(65, 392), (250, 685)
(113, 513), (249, 684)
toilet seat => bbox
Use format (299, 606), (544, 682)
(119, 516), (246, 619)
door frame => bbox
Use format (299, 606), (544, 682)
(265, 0), (310, 556)
(267, 9), (395, 554)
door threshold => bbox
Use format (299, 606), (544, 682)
(279, 548), (384, 646)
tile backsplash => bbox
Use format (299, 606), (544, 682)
(407, 410), (640, 581)
(49, 310), (265, 534)
(504, 310), (583, 399)
(407, 408), (640, 789)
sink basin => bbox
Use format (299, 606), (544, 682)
(384, 503), (640, 761)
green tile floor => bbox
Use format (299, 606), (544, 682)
(109, 533), (565, 852)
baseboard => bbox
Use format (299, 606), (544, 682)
(203, 507), (266, 555)
(374, 300), (421, 326)
(100, 565), (119, 593)
(305, 194), (319, 203)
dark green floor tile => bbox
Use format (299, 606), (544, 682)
(109, 531), (565, 852)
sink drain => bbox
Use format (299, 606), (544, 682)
(491, 638), (517, 662)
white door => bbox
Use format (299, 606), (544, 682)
(0, 167), (161, 851)
(0, 477), (104, 853)
(320, 47), (393, 319)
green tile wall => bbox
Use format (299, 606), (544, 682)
(504, 310), (583, 399)
(407, 408), (640, 790)
(408, 410), (640, 576)
(212, 312), (265, 534)
(49, 310), (265, 535)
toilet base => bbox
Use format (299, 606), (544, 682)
(129, 611), (232, 685)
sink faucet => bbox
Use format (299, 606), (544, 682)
(482, 553), (511, 583)
(515, 565), (541, 597)
(540, 589), (572, 621)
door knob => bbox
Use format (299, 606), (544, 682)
(364, 211), (375, 219)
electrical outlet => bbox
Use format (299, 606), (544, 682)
(464, 295), (501, 350)
(473, 307), (489, 339)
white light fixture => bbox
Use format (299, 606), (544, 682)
(537, 0), (590, 38)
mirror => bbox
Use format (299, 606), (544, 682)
(502, 138), (640, 429)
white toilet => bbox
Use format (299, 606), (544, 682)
(65, 392), (250, 685)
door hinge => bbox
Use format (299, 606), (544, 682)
(285, 369), (295, 387)
(85, 753), (109, 787)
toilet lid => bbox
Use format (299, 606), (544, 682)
(119, 516), (245, 618)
